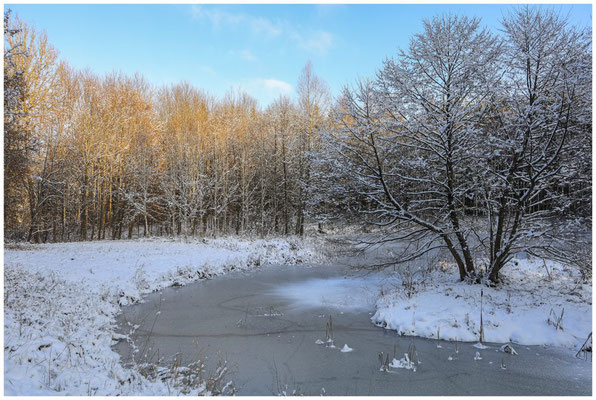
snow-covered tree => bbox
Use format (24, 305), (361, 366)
(322, 10), (591, 283)
(325, 15), (502, 281)
(480, 7), (592, 282)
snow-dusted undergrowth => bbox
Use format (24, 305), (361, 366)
(4, 237), (321, 395)
(373, 257), (592, 349)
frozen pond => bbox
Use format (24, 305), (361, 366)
(114, 263), (591, 395)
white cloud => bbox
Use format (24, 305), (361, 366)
(191, 5), (282, 38)
(190, 5), (334, 54)
(230, 49), (258, 62)
(261, 78), (293, 94)
(250, 17), (283, 37)
(236, 78), (294, 106)
(191, 5), (243, 27)
(314, 4), (345, 18)
(241, 50), (257, 61)
(293, 31), (334, 55)
(198, 65), (217, 76)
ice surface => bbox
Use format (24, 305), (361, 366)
(115, 263), (591, 395)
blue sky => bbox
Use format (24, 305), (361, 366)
(6, 4), (592, 107)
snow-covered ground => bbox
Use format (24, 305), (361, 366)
(372, 257), (592, 349)
(4, 235), (591, 395)
(4, 237), (322, 396)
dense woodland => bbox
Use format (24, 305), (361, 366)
(4, 8), (592, 282)
(4, 11), (331, 242)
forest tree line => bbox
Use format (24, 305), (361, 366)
(4, 5), (592, 283)
(4, 12), (331, 242)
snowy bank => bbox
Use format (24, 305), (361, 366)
(4, 237), (321, 395)
(372, 257), (591, 349)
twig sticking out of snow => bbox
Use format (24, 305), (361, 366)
(378, 352), (390, 372)
(474, 351), (482, 361)
(324, 315), (336, 348)
(479, 288), (485, 344)
(547, 308), (565, 331)
(506, 291), (512, 314)
(575, 332), (592, 360)
(325, 315), (333, 342)
(542, 259), (553, 282)
(406, 342), (420, 369)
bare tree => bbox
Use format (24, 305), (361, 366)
(4, 10), (29, 238)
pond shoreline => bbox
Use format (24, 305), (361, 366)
(115, 263), (592, 396)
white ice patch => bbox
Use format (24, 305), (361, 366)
(388, 354), (418, 371)
(271, 275), (389, 312)
(340, 344), (353, 352)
